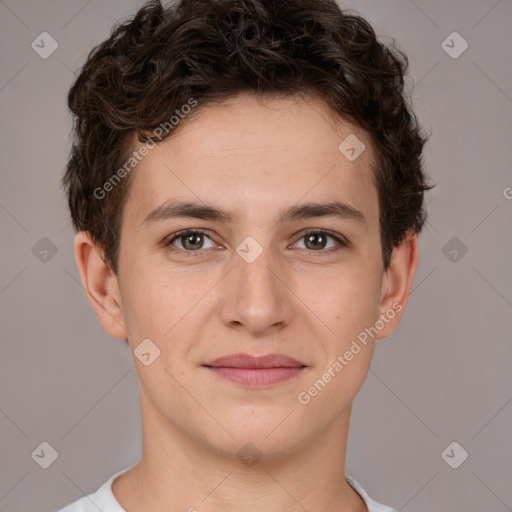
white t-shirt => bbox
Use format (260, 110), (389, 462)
(56, 465), (397, 512)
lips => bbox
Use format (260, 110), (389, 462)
(204, 353), (305, 369)
(203, 353), (306, 386)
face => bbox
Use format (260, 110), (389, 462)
(94, 94), (406, 457)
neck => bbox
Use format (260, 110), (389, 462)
(112, 388), (367, 512)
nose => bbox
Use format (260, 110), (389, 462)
(217, 244), (293, 337)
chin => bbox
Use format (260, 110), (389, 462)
(197, 415), (306, 461)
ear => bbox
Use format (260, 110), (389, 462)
(73, 231), (128, 339)
(375, 231), (419, 340)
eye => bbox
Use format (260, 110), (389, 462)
(166, 229), (216, 252)
(293, 230), (348, 252)
(164, 228), (348, 255)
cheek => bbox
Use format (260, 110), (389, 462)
(119, 267), (177, 342)
(320, 264), (382, 331)
(120, 264), (214, 356)
(298, 278), (380, 412)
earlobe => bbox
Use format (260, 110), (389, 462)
(73, 231), (128, 340)
(375, 231), (419, 340)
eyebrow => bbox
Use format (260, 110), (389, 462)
(141, 200), (367, 227)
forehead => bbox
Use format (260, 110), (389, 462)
(122, 94), (379, 230)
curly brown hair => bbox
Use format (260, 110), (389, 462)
(62, 0), (433, 274)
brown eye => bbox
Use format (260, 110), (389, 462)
(166, 230), (215, 251)
(294, 230), (347, 252)
(305, 232), (328, 250)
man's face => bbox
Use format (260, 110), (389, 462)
(115, 94), (387, 455)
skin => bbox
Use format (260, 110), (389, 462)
(74, 93), (418, 512)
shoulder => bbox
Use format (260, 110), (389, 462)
(55, 466), (134, 512)
(346, 474), (397, 512)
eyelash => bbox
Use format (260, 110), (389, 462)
(164, 229), (349, 256)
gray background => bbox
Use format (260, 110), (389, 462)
(1, 0), (511, 511)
